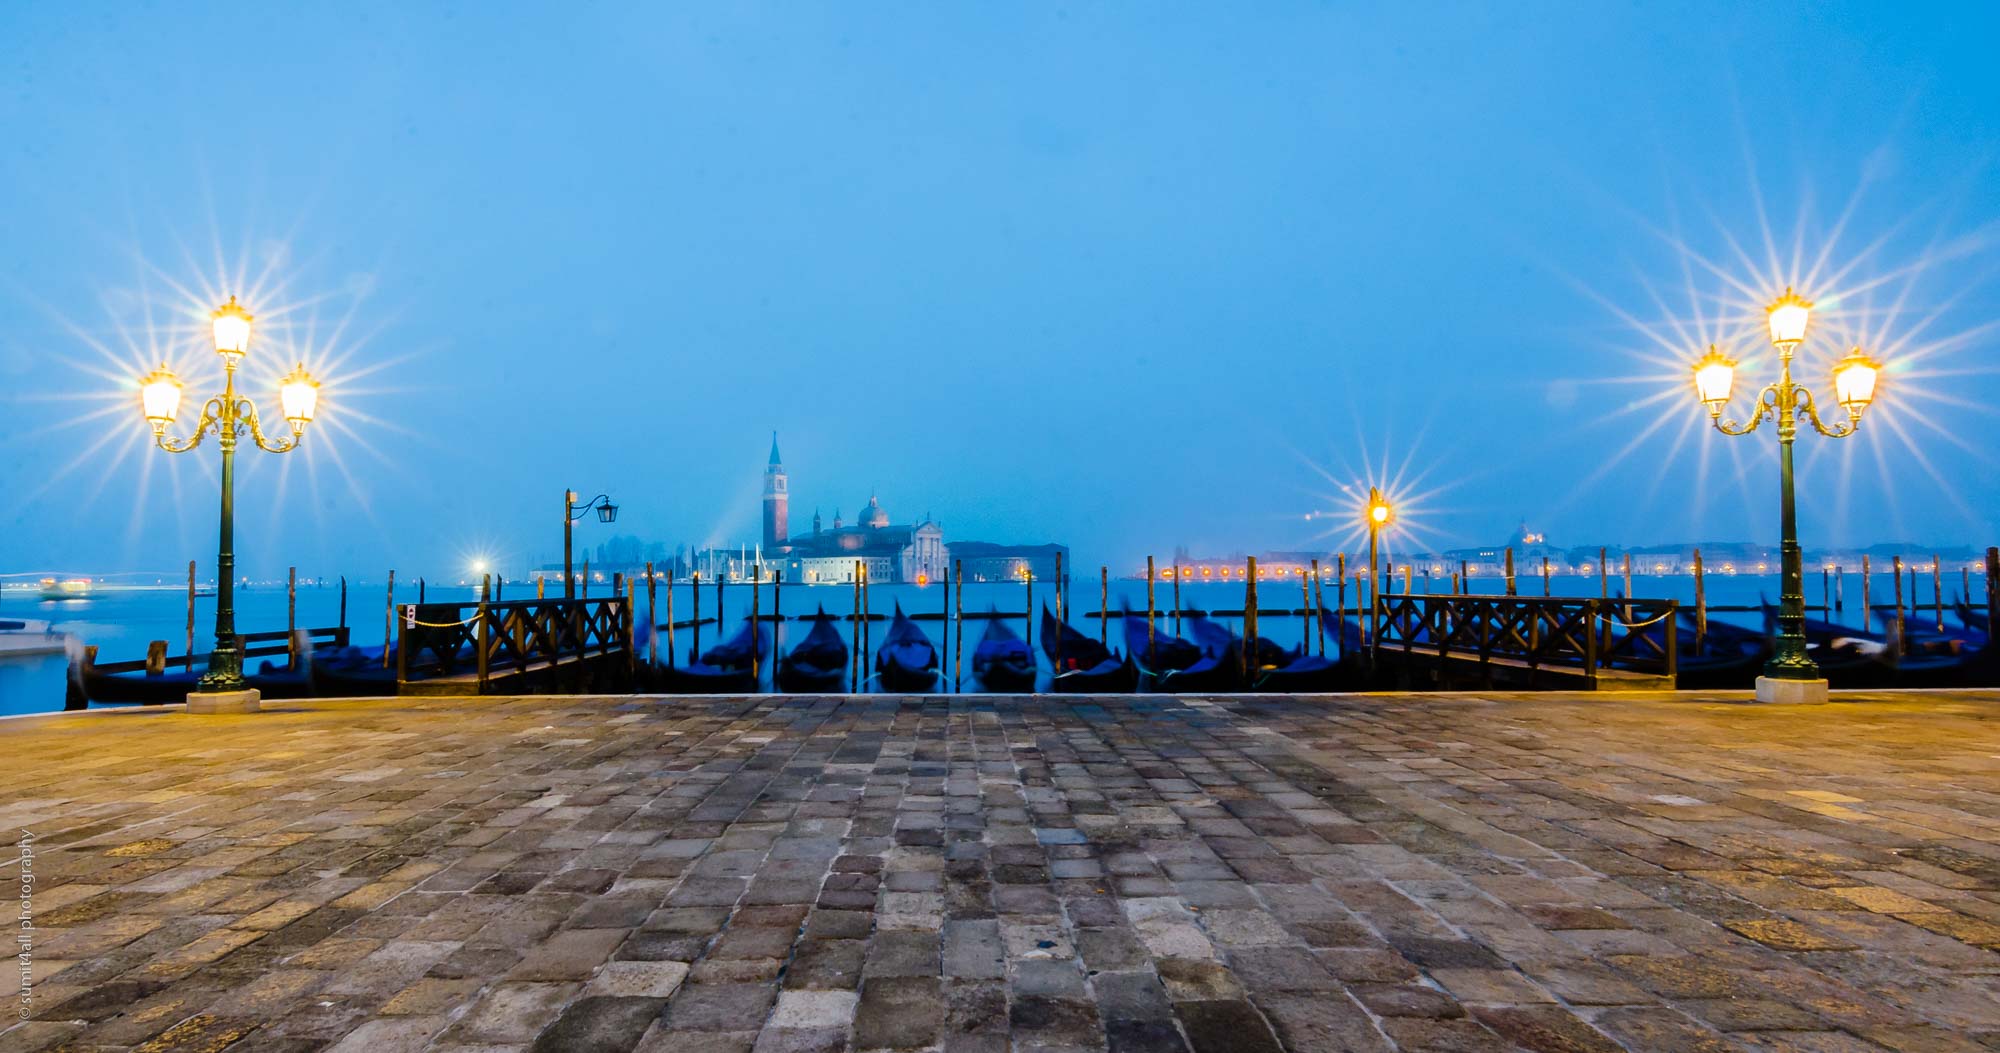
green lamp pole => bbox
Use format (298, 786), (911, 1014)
(140, 298), (321, 700)
(1692, 289), (1882, 703)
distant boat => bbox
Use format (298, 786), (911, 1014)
(38, 577), (91, 601)
(875, 604), (939, 692)
(972, 611), (1036, 692)
(777, 607), (848, 693)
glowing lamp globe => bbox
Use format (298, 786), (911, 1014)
(1692, 348), (1736, 410)
(1370, 503), (1390, 525)
(212, 297), (253, 358)
(278, 364), (319, 430)
(140, 366), (184, 428)
(1766, 288), (1811, 349)
(1831, 349), (1880, 413)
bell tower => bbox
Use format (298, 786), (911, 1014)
(763, 432), (788, 550)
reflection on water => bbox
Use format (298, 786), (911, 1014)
(1, 571), (1977, 715)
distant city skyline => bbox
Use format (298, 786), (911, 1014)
(4, 4), (1997, 580)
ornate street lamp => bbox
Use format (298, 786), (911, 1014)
(140, 297), (319, 711)
(1693, 288), (1881, 704)
(563, 491), (618, 598)
(1365, 487), (1393, 669)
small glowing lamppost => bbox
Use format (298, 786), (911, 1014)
(140, 297), (319, 711)
(563, 491), (618, 599)
(1693, 289), (1880, 704)
(1365, 487), (1393, 669)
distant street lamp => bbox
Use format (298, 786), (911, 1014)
(1365, 487), (1393, 669)
(563, 490), (618, 598)
(140, 297), (319, 708)
(1692, 288), (1881, 704)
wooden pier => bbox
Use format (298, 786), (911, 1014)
(1370, 593), (1678, 690)
(395, 595), (632, 695)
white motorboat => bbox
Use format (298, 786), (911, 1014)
(0, 618), (67, 659)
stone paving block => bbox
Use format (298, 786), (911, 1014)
(10, 690), (2000, 1052)
(852, 975), (942, 1049)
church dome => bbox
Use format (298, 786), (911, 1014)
(863, 495), (890, 528)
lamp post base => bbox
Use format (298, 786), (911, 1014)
(1754, 676), (1828, 705)
(186, 688), (261, 714)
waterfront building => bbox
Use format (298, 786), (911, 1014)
(953, 542), (1069, 583)
(763, 436), (947, 584)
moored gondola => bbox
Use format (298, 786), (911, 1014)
(1041, 604), (1135, 693)
(655, 619), (767, 694)
(972, 611), (1037, 692)
(876, 604), (939, 691)
(777, 607), (848, 693)
(1122, 610), (1235, 691)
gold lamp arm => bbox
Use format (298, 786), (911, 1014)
(154, 397), (225, 453)
(1795, 384), (1859, 439)
(242, 398), (303, 453)
(1711, 382), (1778, 437)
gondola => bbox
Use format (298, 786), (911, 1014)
(972, 612), (1037, 692)
(74, 636), (328, 705)
(654, 619), (767, 694)
(312, 646), (402, 697)
(1761, 600), (1898, 687)
(1608, 610), (1768, 689)
(1040, 605), (1113, 672)
(1122, 611), (1235, 691)
(776, 607), (849, 693)
(1041, 605), (1136, 693)
(1186, 615), (1343, 692)
(875, 604), (939, 692)
(1956, 599), (1989, 635)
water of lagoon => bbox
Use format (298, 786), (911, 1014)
(1, 570), (1976, 716)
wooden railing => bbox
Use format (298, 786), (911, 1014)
(1373, 594), (1678, 687)
(396, 596), (630, 691)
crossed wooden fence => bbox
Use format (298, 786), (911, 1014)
(396, 596), (630, 693)
(1372, 593), (1678, 689)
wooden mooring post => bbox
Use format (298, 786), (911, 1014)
(1023, 569), (1033, 652)
(383, 570), (395, 668)
(1145, 556), (1157, 667)
(938, 565), (947, 690)
(1622, 553), (1633, 620)
(1933, 555), (1944, 632)
(1311, 558), (1326, 656)
(1504, 547), (1516, 596)
(850, 563), (861, 692)
(1598, 547), (1608, 599)
(1541, 557), (1551, 596)
(1835, 565), (1844, 612)
(862, 562), (872, 684)
(1691, 549), (1706, 652)
(1054, 552), (1064, 625)
(419, 577), (426, 603)
(287, 567), (297, 662)
(751, 563), (761, 686)
(954, 559), (964, 692)
(692, 571), (702, 663)
(1171, 560), (1182, 636)
(1861, 555), (1871, 628)
(665, 569), (676, 668)
(645, 562), (658, 667)
(185, 561), (197, 672)
(1459, 559), (1469, 594)
(1099, 566), (1108, 647)
(1300, 566), (1312, 652)
(1244, 556), (1259, 678)
(1892, 556), (1905, 650)
(338, 575), (347, 630)
(1335, 561), (1347, 660)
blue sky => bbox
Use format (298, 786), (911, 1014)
(3, 2), (1997, 580)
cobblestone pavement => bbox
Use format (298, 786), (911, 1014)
(2, 690), (1998, 1053)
